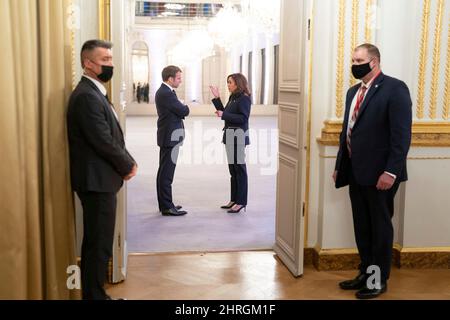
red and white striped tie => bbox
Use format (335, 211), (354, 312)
(347, 85), (368, 156)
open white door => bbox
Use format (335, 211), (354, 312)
(273, 0), (311, 277)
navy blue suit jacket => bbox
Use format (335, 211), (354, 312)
(212, 92), (252, 145)
(155, 84), (190, 147)
(335, 73), (412, 188)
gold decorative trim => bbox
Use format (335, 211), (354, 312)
(98, 0), (111, 41)
(305, 245), (450, 270)
(365, 0), (374, 43)
(304, 4), (316, 246)
(444, 22), (450, 120)
(319, 154), (450, 160)
(412, 121), (450, 146)
(335, 0), (346, 118)
(99, 0), (114, 283)
(317, 120), (450, 147)
(429, 0), (444, 119)
(317, 120), (343, 146)
(416, 0), (431, 119)
(319, 155), (337, 159)
(350, 0), (359, 87)
(69, 0), (76, 90)
(98, 0), (112, 99)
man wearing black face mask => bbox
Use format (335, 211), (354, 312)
(67, 40), (137, 300)
(333, 44), (412, 299)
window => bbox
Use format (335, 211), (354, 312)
(273, 45), (279, 104)
(248, 51), (253, 93)
(260, 48), (266, 104)
(239, 55), (243, 74)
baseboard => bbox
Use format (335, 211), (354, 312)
(304, 245), (450, 270)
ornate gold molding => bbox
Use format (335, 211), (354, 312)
(350, 0), (359, 87)
(444, 22), (450, 120)
(305, 245), (450, 270)
(365, 0), (374, 43)
(69, 0), (76, 90)
(317, 120), (450, 147)
(429, 0), (444, 119)
(98, 0), (112, 99)
(335, 0), (346, 118)
(304, 4), (316, 245)
(412, 121), (450, 146)
(99, 0), (114, 283)
(416, 0), (431, 119)
(98, 0), (111, 41)
(317, 120), (342, 146)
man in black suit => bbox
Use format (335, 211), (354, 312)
(334, 44), (412, 299)
(67, 40), (137, 300)
(155, 66), (190, 216)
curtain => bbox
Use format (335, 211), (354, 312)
(0, 0), (79, 300)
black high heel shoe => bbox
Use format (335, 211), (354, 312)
(227, 205), (246, 213)
(221, 201), (235, 209)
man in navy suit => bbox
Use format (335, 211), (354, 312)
(333, 44), (412, 299)
(155, 66), (190, 216)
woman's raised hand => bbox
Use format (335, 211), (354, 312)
(209, 85), (220, 99)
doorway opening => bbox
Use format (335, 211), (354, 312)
(125, 0), (281, 254)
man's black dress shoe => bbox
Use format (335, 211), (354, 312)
(355, 283), (387, 299)
(339, 273), (368, 290)
(162, 208), (187, 216)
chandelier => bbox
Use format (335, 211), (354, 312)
(241, 0), (280, 35)
(169, 30), (215, 66)
(207, 3), (248, 50)
(207, 1), (280, 51)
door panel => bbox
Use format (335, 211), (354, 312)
(274, 0), (310, 277)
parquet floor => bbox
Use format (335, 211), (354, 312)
(105, 251), (450, 300)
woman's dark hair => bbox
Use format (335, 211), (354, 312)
(228, 73), (251, 96)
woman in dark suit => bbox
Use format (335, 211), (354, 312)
(210, 73), (251, 214)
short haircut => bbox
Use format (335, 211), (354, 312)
(162, 65), (182, 81)
(80, 39), (113, 68)
(355, 43), (381, 62)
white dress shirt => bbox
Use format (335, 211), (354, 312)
(83, 75), (119, 120)
(163, 82), (175, 92)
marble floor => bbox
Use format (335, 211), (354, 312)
(125, 116), (278, 253)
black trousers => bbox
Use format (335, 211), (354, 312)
(77, 191), (117, 300)
(156, 146), (180, 211)
(226, 142), (248, 206)
(348, 170), (400, 282)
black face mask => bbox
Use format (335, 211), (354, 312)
(97, 65), (114, 82)
(90, 61), (114, 82)
(351, 60), (373, 79)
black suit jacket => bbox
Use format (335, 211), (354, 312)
(155, 84), (190, 147)
(212, 92), (252, 145)
(335, 73), (412, 188)
(67, 77), (135, 193)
